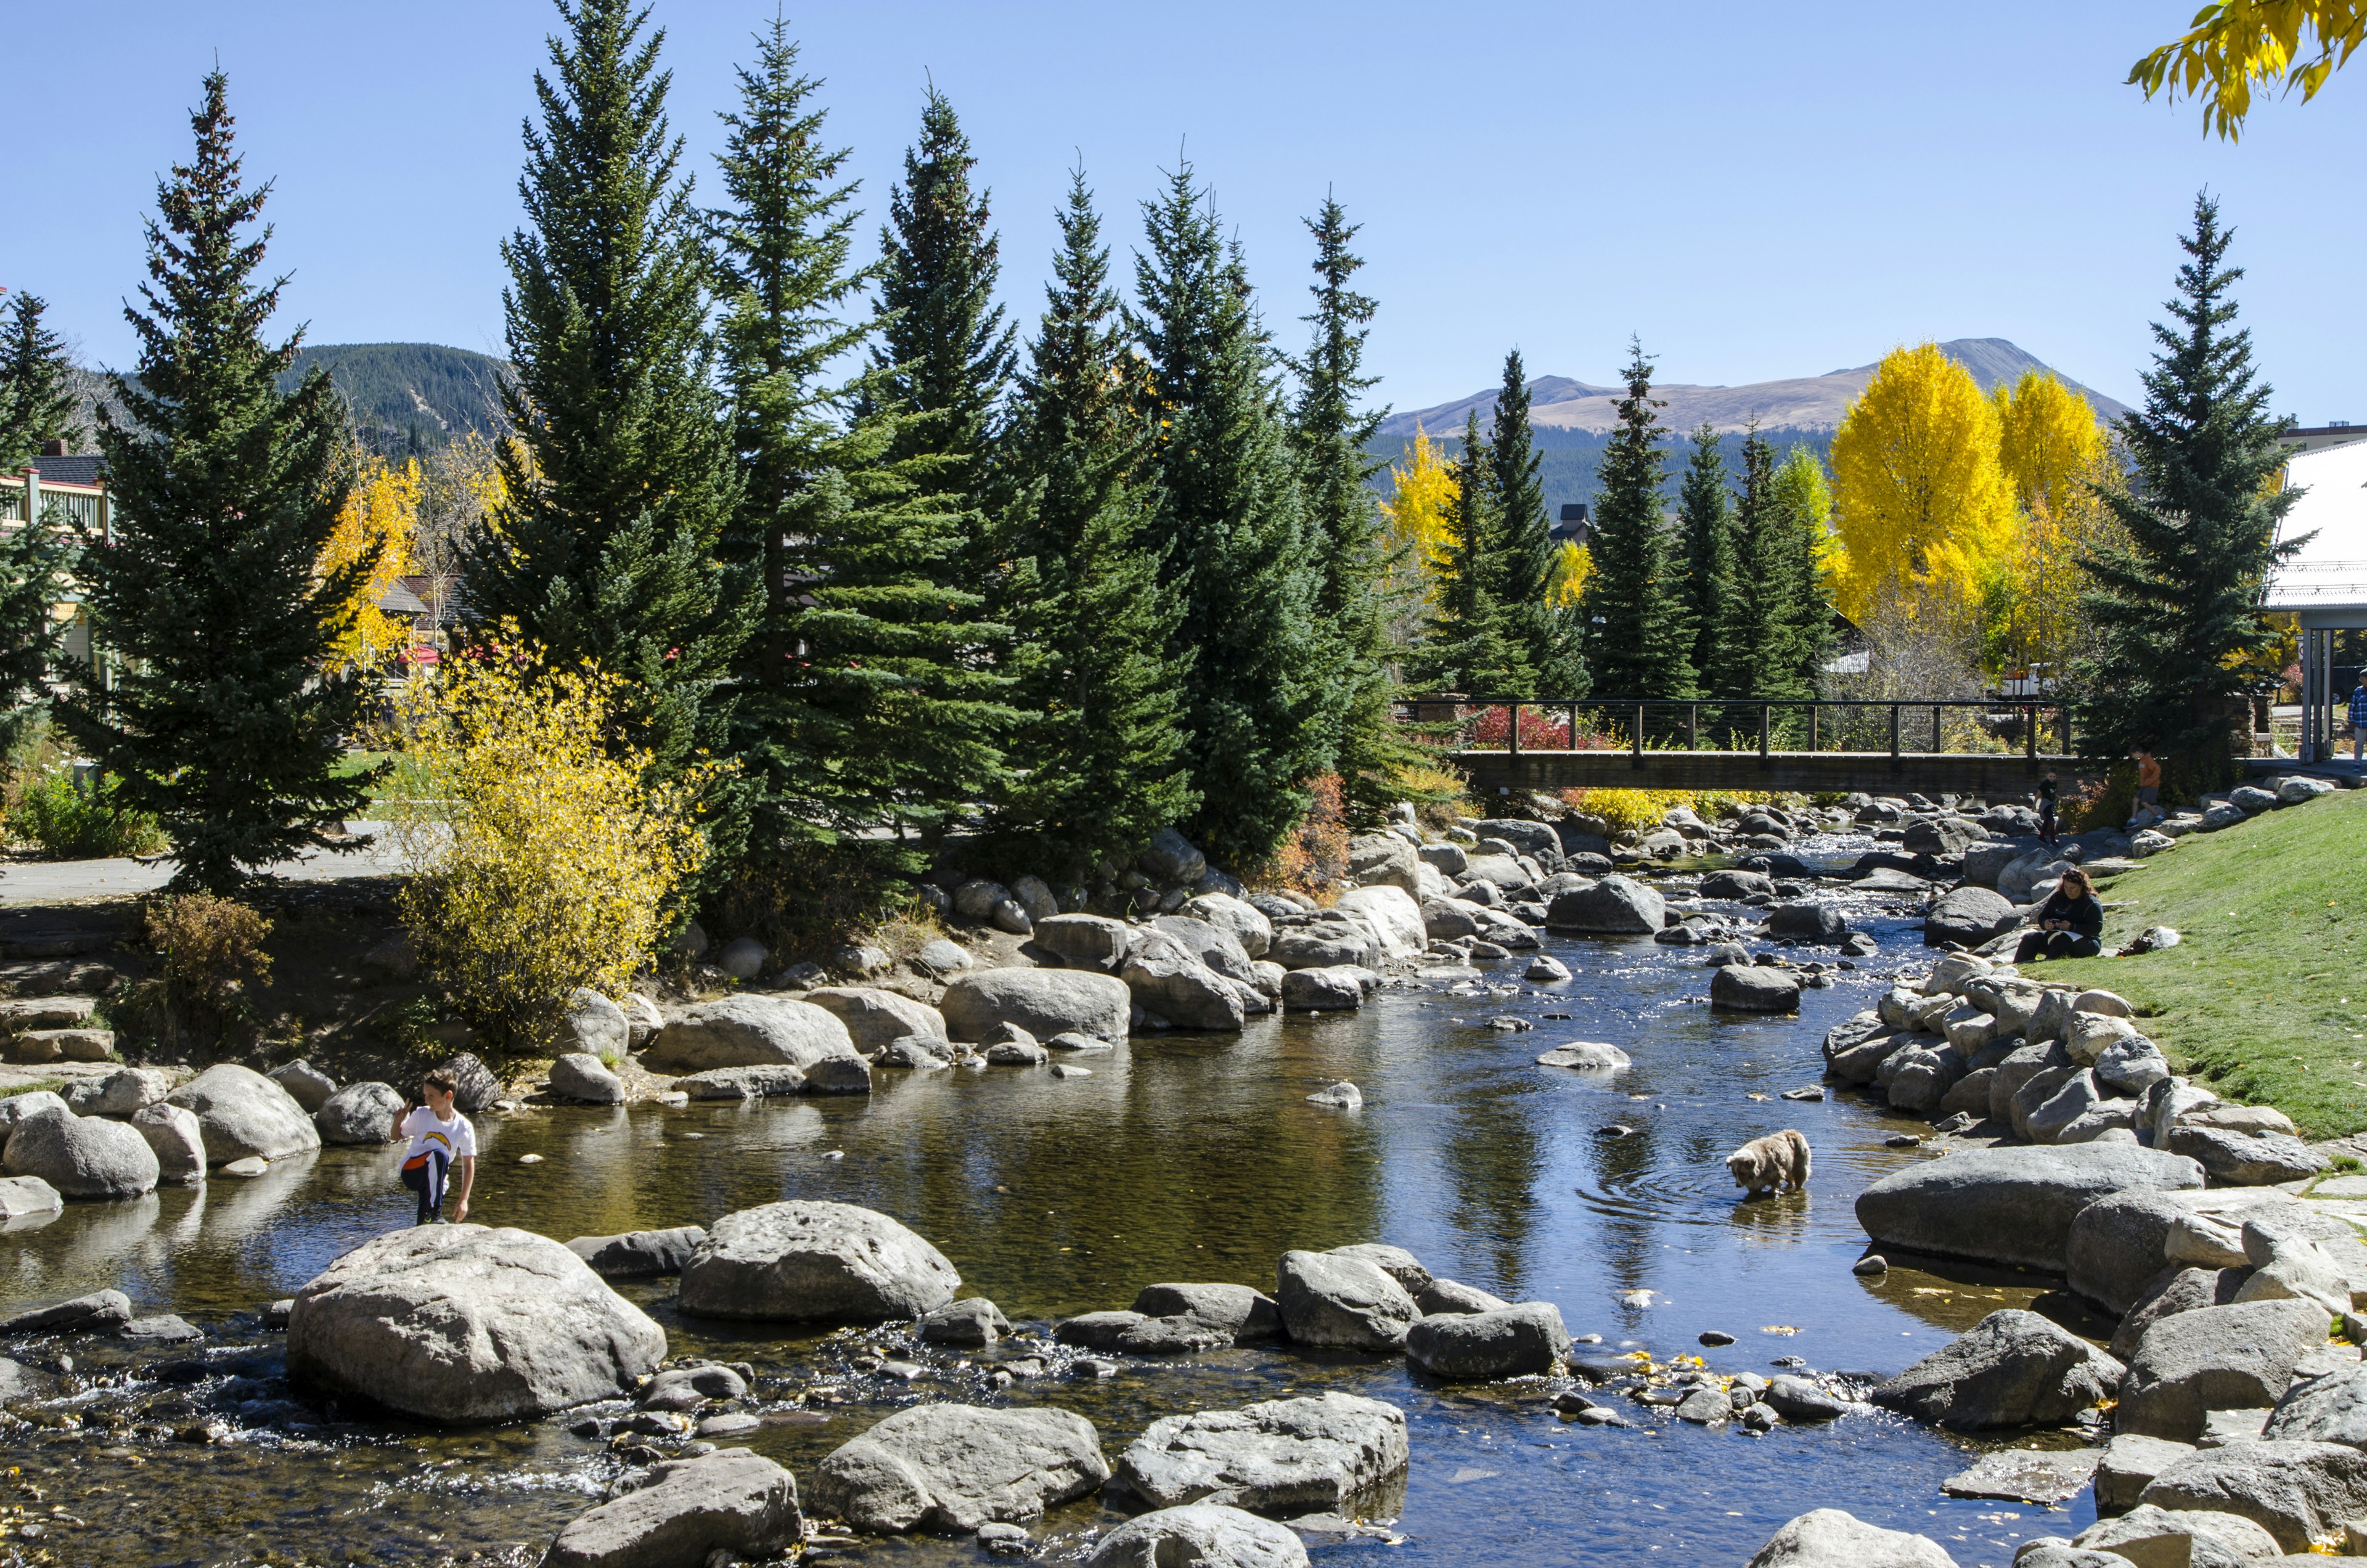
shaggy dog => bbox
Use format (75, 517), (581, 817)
(1726, 1129), (1812, 1196)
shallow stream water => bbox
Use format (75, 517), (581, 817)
(1, 860), (2110, 1568)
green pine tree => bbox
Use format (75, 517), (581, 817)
(1725, 423), (1780, 695)
(1581, 338), (1694, 701)
(0, 293), (83, 467)
(1768, 444), (1836, 693)
(1678, 422), (1740, 695)
(1410, 410), (1531, 696)
(1490, 348), (1585, 693)
(465, 0), (748, 778)
(53, 71), (377, 892)
(1131, 163), (1325, 869)
(993, 169), (1195, 870)
(2075, 192), (2299, 769)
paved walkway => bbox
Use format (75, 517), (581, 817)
(0, 824), (406, 905)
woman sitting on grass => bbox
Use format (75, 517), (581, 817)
(2016, 866), (2104, 962)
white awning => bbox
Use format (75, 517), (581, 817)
(2267, 439), (2367, 625)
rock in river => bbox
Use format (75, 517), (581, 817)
(1403, 1303), (1572, 1380)
(287, 1224), (666, 1423)
(803, 987), (947, 1056)
(566, 1226), (708, 1279)
(1131, 1283), (1284, 1345)
(1853, 1144), (2204, 1273)
(548, 1052), (624, 1105)
(1114, 1392), (1408, 1514)
(166, 1063), (321, 1163)
(2115, 1297), (2331, 1441)
(130, 1103), (206, 1183)
(0, 1288), (131, 1333)
(643, 995), (857, 1073)
(809, 1403), (1108, 1533)
(314, 1082), (405, 1146)
(939, 970), (1131, 1043)
(1711, 964), (1802, 1013)
(1544, 875), (1665, 934)
(1870, 1309), (2122, 1430)
(2136, 1439), (2367, 1553)
(1742, 1508), (1958, 1567)
(1924, 886), (2018, 949)
(2164, 1124), (2328, 1185)
(2069, 1503), (2279, 1566)
(1088, 1503), (1309, 1568)
(0, 1174), (61, 1219)
(544, 1447), (802, 1568)
(1275, 1249), (1420, 1350)
(2, 1105), (158, 1198)
(677, 1201), (960, 1322)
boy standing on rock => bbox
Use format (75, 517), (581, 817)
(390, 1068), (475, 1225)
(2127, 747), (2164, 829)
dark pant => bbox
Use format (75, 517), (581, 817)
(400, 1150), (448, 1224)
(2015, 929), (2101, 963)
(2038, 803), (2057, 844)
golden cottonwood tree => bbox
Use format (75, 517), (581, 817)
(1547, 541), (1592, 608)
(1828, 343), (2018, 629)
(1987, 372), (2123, 677)
(1380, 426), (1455, 580)
(2130, 1), (2364, 137)
(320, 452), (419, 669)
(1993, 370), (2107, 519)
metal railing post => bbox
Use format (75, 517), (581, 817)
(1688, 702), (1698, 752)
(1568, 702), (1577, 749)
(1632, 703), (1645, 767)
(1931, 704), (1942, 753)
(1758, 703), (1770, 759)
(1889, 704), (1901, 761)
(1809, 703), (1818, 753)
(2025, 701), (2037, 760)
(1507, 702), (1520, 760)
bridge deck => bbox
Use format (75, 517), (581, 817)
(1456, 748), (2097, 797)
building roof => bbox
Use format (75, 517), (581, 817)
(376, 581), (430, 616)
(22, 454), (104, 488)
(2266, 439), (2367, 624)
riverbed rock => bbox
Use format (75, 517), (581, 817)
(560, 990), (630, 1061)
(314, 1082), (405, 1146)
(1114, 1392), (1408, 1514)
(2067, 1190), (2202, 1317)
(1535, 1042), (1632, 1071)
(166, 1063), (321, 1164)
(2116, 1297), (2332, 1440)
(2112, 1266), (2251, 1360)
(677, 1201), (960, 1322)
(1121, 947), (1248, 1031)
(441, 1052), (502, 1113)
(1939, 1447), (2101, 1503)
(1870, 1309), (2122, 1430)
(2069, 1503), (2281, 1566)
(809, 1403), (1109, 1533)
(1711, 964), (1802, 1013)
(1182, 894), (1273, 961)
(940, 970), (1131, 1043)
(1925, 886), (2018, 948)
(287, 1224), (665, 1423)
(124, 1102), (205, 1185)
(64, 1066), (172, 1117)
(549, 1052), (626, 1105)
(803, 988), (947, 1056)
(544, 1446), (801, 1568)
(566, 1227), (708, 1279)
(1741, 1508), (1958, 1567)
(917, 1297), (1010, 1347)
(263, 1060), (335, 1113)
(1274, 1250), (1419, 1350)
(1279, 966), (1363, 1011)
(0, 1288), (131, 1333)
(1854, 1144), (2205, 1273)
(1132, 1283), (1285, 1344)
(2137, 1439), (2367, 1552)
(2097, 1432), (2199, 1513)
(1087, 1503), (1309, 1568)
(1, 1105), (159, 1198)
(675, 1064), (808, 1100)
(1545, 876), (1665, 934)
(1336, 886), (1426, 961)
(644, 996), (858, 1072)
(1140, 828), (1208, 885)
(0, 1174), (60, 1218)
(1403, 1302), (1571, 1380)
(1766, 902), (1849, 942)
(2165, 1125), (2329, 1185)
(1055, 1310), (1233, 1355)
(1416, 1278), (1512, 1315)
(1269, 927), (1375, 970)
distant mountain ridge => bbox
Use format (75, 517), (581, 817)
(282, 342), (513, 454)
(1378, 338), (2132, 443)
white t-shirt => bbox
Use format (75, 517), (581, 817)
(399, 1106), (476, 1164)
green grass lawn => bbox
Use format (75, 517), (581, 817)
(336, 749), (431, 810)
(2043, 786), (2367, 1139)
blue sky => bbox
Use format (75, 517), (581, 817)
(6, 1), (2361, 422)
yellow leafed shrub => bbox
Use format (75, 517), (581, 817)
(1561, 786), (1770, 835)
(386, 627), (723, 1057)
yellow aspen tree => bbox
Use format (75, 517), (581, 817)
(1828, 343), (2018, 629)
(1546, 541), (1592, 608)
(1993, 370), (2106, 519)
(320, 452), (420, 669)
(2130, 1), (2365, 138)
(1992, 372), (2112, 676)
(1380, 425), (1455, 581)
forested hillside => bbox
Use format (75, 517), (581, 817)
(281, 343), (512, 454)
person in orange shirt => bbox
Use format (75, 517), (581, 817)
(2127, 747), (2164, 830)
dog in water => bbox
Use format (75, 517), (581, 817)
(1726, 1129), (1812, 1196)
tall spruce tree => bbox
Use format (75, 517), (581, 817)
(1768, 444), (1835, 692)
(465, 0), (746, 778)
(994, 170), (1193, 869)
(0, 293), (83, 467)
(1286, 197), (1415, 821)
(1490, 349), (1584, 693)
(2075, 193), (2298, 767)
(1677, 422), (1740, 695)
(1581, 338), (1693, 699)
(54, 71), (376, 891)
(1411, 410), (1530, 695)
(709, 20), (1017, 847)
(1131, 163), (1324, 868)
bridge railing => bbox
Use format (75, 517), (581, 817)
(1400, 696), (2077, 762)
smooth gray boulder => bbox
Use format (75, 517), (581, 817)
(1140, 828), (1208, 884)
(566, 1227), (708, 1278)
(1327, 1243), (1431, 1294)
(803, 987), (947, 1056)
(1131, 1283), (1284, 1344)
(0, 1174), (61, 1219)
(1766, 902), (1849, 942)
(677, 1201), (959, 1322)
(1854, 1145), (2205, 1273)
(1034, 912), (1132, 969)
(0, 1288), (131, 1333)
(1274, 1250), (1419, 1350)
(1711, 965), (1802, 1013)
(561, 990), (630, 1061)
(637, 1364), (748, 1410)
(2266, 1360), (2367, 1446)
(1416, 1278), (1513, 1315)
(939, 970), (1131, 1043)
(1150, 917), (1259, 984)
(1544, 875), (1665, 934)
(549, 1052), (625, 1105)
(1, 1106), (159, 1198)
(2137, 1439), (2367, 1552)
(808, 1403), (1109, 1533)
(1114, 1392), (1408, 1513)
(314, 1081), (406, 1146)
(287, 1224), (665, 1423)
(2112, 1265), (2252, 1360)
(65, 1066), (173, 1117)
(675, 1064), (807, 1100)
(544, 1447), (802, 1568)
(1182, 893), (1273, 960)
(1926, 886), (2017, 947)
(2165, 1124), (2329, 1185)
(1268, 927), (1374, 970)
(1870, 1309), (2122, 1430)
(166, 1063), (321, 1163)
(2116, 1297), (2332, 1440)
(1055, 1310), (1233, 1355)
(644, 996), (857, 1072)
(1741, 1508), (1958, 1567)
(916, 1297), (1010, 1347)
(2097, 1432), (2199, 1513)
(2067, 1190), (2197, 1316)
(441, 1052), (502, 1113)
(268, 1060), (337, 1113)
(130, 1103), (206, 1183)
(2070, 1503), (2280, 1566)
(1403, 1302), (1571, 1379)
(1121, 947), (1248, 1032)
(1279, 966), (1363, 1011)
(1087, 1503), (1309, 1568)
(0, 1090), (69, 1138)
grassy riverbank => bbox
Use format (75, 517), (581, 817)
(2043, 784), (2367, 1138)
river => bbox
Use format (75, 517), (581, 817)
(1, 861), (2103, 1567)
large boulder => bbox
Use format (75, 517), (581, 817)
(1711, 965), (1802, 1013)
(2164, 1124), (2328, 1185)
(1336, 886), (1426, 960)
(677, 1201), (959, 1322)
(1145, 918), (1257, 982)
(2267, 1359), (2367, 1446)
(561, 990), (630, 1060)
(1854, 1145), (2204, 1273)
(166, 1063), (321, 1163)
(2097, 1432), (2200, 1513)
(1742, 1509), (1958, 1568)
(1765, 902), (1849, 942)
(1114, 1392), (1408, 1514)
(2136, 1439), (2367, 1553)
(287, 1224), (665, 1423)
(0, 1106), (158, 1198)
(808, 1404), (1108, 1533)
(315, 1082), (406, 1146)
(441, 1053), (502, 1113)
(549, 1053), (626, 1105)
(939, 970), (1130, 1043)
(1121, 947), (1248, 1032)
(544, 1447), (802, 1568)
(1131, 1283), (1284, 1345)
(1087, 1503), (1309, 1568)
(803, 988), (947, 1056)
(1870, 1309), (2122, 1430)
(1274, 1249), (1419, 1350)
(1402, 1303), (1571, 1380)
(643, 996), (858, 1072)
(1544, 876), (1665, 934)
(63, 1066), (170, 1117)
(1267, 927), (1375, 970)
(566, 1227), (708, 1279)
(268, 1059), (337, 1112)
(1699, 869), (1775, 900)
(0, 1174), (60, 1219)
(1182, 893), (1273, 960)
(2116, 1297), (2331, 1440)
(2069, 1504), (2280, 1566)
(1034, 913), (1134, 969)
(1346, 834), (1421, 894)
(130, 1103), (206, 1183)
(1139, 828), (1208, 885)
(1924, 886), (2018, 948)
(1278, 966), (1363, 1011)
(2067, 1189), (2197, 1316)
